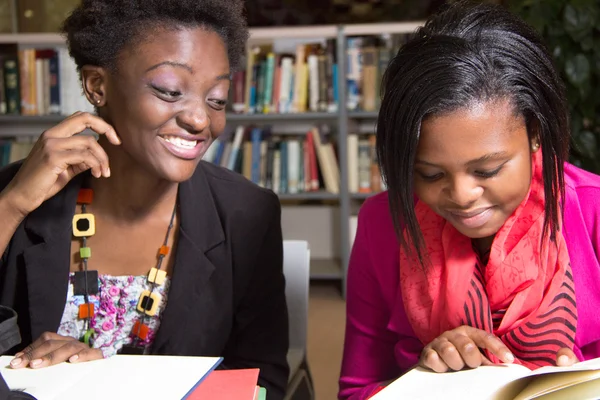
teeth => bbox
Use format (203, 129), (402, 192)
(164, 136), (197, 149)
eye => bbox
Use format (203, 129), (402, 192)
(152, 85), (182, 99)
(474, 166), (502, 179)
(417, 172), (444, 182)
(209, 99), (228, 110)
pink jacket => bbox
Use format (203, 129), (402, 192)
(339, 163), (600, 400)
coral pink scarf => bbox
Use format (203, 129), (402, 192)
(400, 151), (577, 369)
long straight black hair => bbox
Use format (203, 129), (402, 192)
(377, 1), (570, 265)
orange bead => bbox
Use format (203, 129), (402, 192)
(132, 321), (149, 340)
(77, 189), (94, 204)
(158, 245), (169, 256)
(78, 303), (95, 319)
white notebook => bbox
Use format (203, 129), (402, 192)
(0, 354), (222, 400)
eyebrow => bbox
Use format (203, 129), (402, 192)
(145, 62), (231, 82)
(146, 61), (193, 73)
(415, 151), (509, 167)
(215, 73), (232, 81)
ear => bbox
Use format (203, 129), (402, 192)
(81, 65), (108, 107)
(527, 118), (541, 153)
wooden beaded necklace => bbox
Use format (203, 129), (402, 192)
(73, 187), (177, 353)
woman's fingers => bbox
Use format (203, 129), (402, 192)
(419, 326), (514, 373)
(68, 348), (103, 363)
(9, 332), (103, 369)
(45, 135), (111, 178)
(420, 347), (450, 373)
(45, 112), (121, 146)
(465, 327), (514, 364)
(10, 332), (69, 369)
(556, 347), (579, 366)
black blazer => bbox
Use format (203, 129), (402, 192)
(0, 161), (289, 399)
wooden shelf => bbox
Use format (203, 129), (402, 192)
(310, 259), (343, 280)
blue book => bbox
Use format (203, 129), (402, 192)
(250, 128), (262, 184)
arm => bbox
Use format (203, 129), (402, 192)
(338, 206), (405, 400)
(221, 196), (289, 400)
(0, 185), (27, 262)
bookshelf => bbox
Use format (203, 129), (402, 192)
(0, 22), (422, 297)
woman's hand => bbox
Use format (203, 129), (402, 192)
(419, 325), (514, 373)
(3, 112), (121, 218)
(9, 332), (102, 369)
(556, 347), (579, 367)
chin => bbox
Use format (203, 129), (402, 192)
(453, 225), (501, 240)
(153, 161), (199, 183)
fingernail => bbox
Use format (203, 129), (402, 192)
(10, 358), (21, 367)
(106, 167), (111, 177)
(505, 353), (515, 362)
(69, 355), (79, 363)
(30, 359), (42, 367)
(558, 355), (569, 365)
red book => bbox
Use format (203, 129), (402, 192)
(187, 369), (260, 400)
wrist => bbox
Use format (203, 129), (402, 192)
(0, 187), (30, 223)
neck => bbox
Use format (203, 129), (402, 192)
(472, 235), (494, 257)
(89, 139), (178, 221)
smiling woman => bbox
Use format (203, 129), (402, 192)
(0, 1), (289, 399)
(339, 2), (600, 400)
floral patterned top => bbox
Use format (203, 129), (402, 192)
(57, 273), (171, 358)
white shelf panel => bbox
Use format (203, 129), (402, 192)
(344, 21), (424, 36)
(0, 33), (65, 45)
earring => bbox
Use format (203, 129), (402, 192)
(532, 142), (540, 151)
(96, 99), (101, 105)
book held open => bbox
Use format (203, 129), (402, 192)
(371, 357), (600, 400)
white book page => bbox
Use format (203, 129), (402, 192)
(371, 364), (533, 400)
(0, 355), (222, 400)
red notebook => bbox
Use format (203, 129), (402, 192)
(187, 369), (260, 399)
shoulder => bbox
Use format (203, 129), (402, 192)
(358, 191), (392, 223)
(564, 163), (600, 193)
(355, 191), (398, 258)
(194, 161), (280, 218)
(564, 163), (600, 210)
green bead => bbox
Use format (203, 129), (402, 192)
(82, 329), (94, 346)
(80, 247), (91, 259)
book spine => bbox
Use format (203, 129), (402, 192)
(3, 57), (20, 115)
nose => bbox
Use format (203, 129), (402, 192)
(446, 176), (483, 208)
(176, 105), (209, 134)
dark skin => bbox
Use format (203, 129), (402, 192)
(4, 26), (230, 369)
(412, 99), (578, 373)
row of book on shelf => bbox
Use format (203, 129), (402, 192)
(0, 45), (94, 117)
(234, 33), (410, 115)
(0, 127), (385, 196)
(0, 32), (410, 117)
(202, 125), (385, 195)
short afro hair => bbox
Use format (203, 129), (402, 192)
(61, 0), (248, 72)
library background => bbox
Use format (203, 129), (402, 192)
(1, 1), (596, 399)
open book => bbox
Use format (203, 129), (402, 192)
(0, 355), (222, 400)
(371, 357), (600, 400)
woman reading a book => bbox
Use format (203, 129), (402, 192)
(339, 2), (600, 399)
(0, 0), (289, 398)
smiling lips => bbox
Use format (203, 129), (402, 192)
(446, 207), (494, 229)
(158, 134), (205, 160)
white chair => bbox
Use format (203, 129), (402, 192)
(283, 240), (315, 400)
